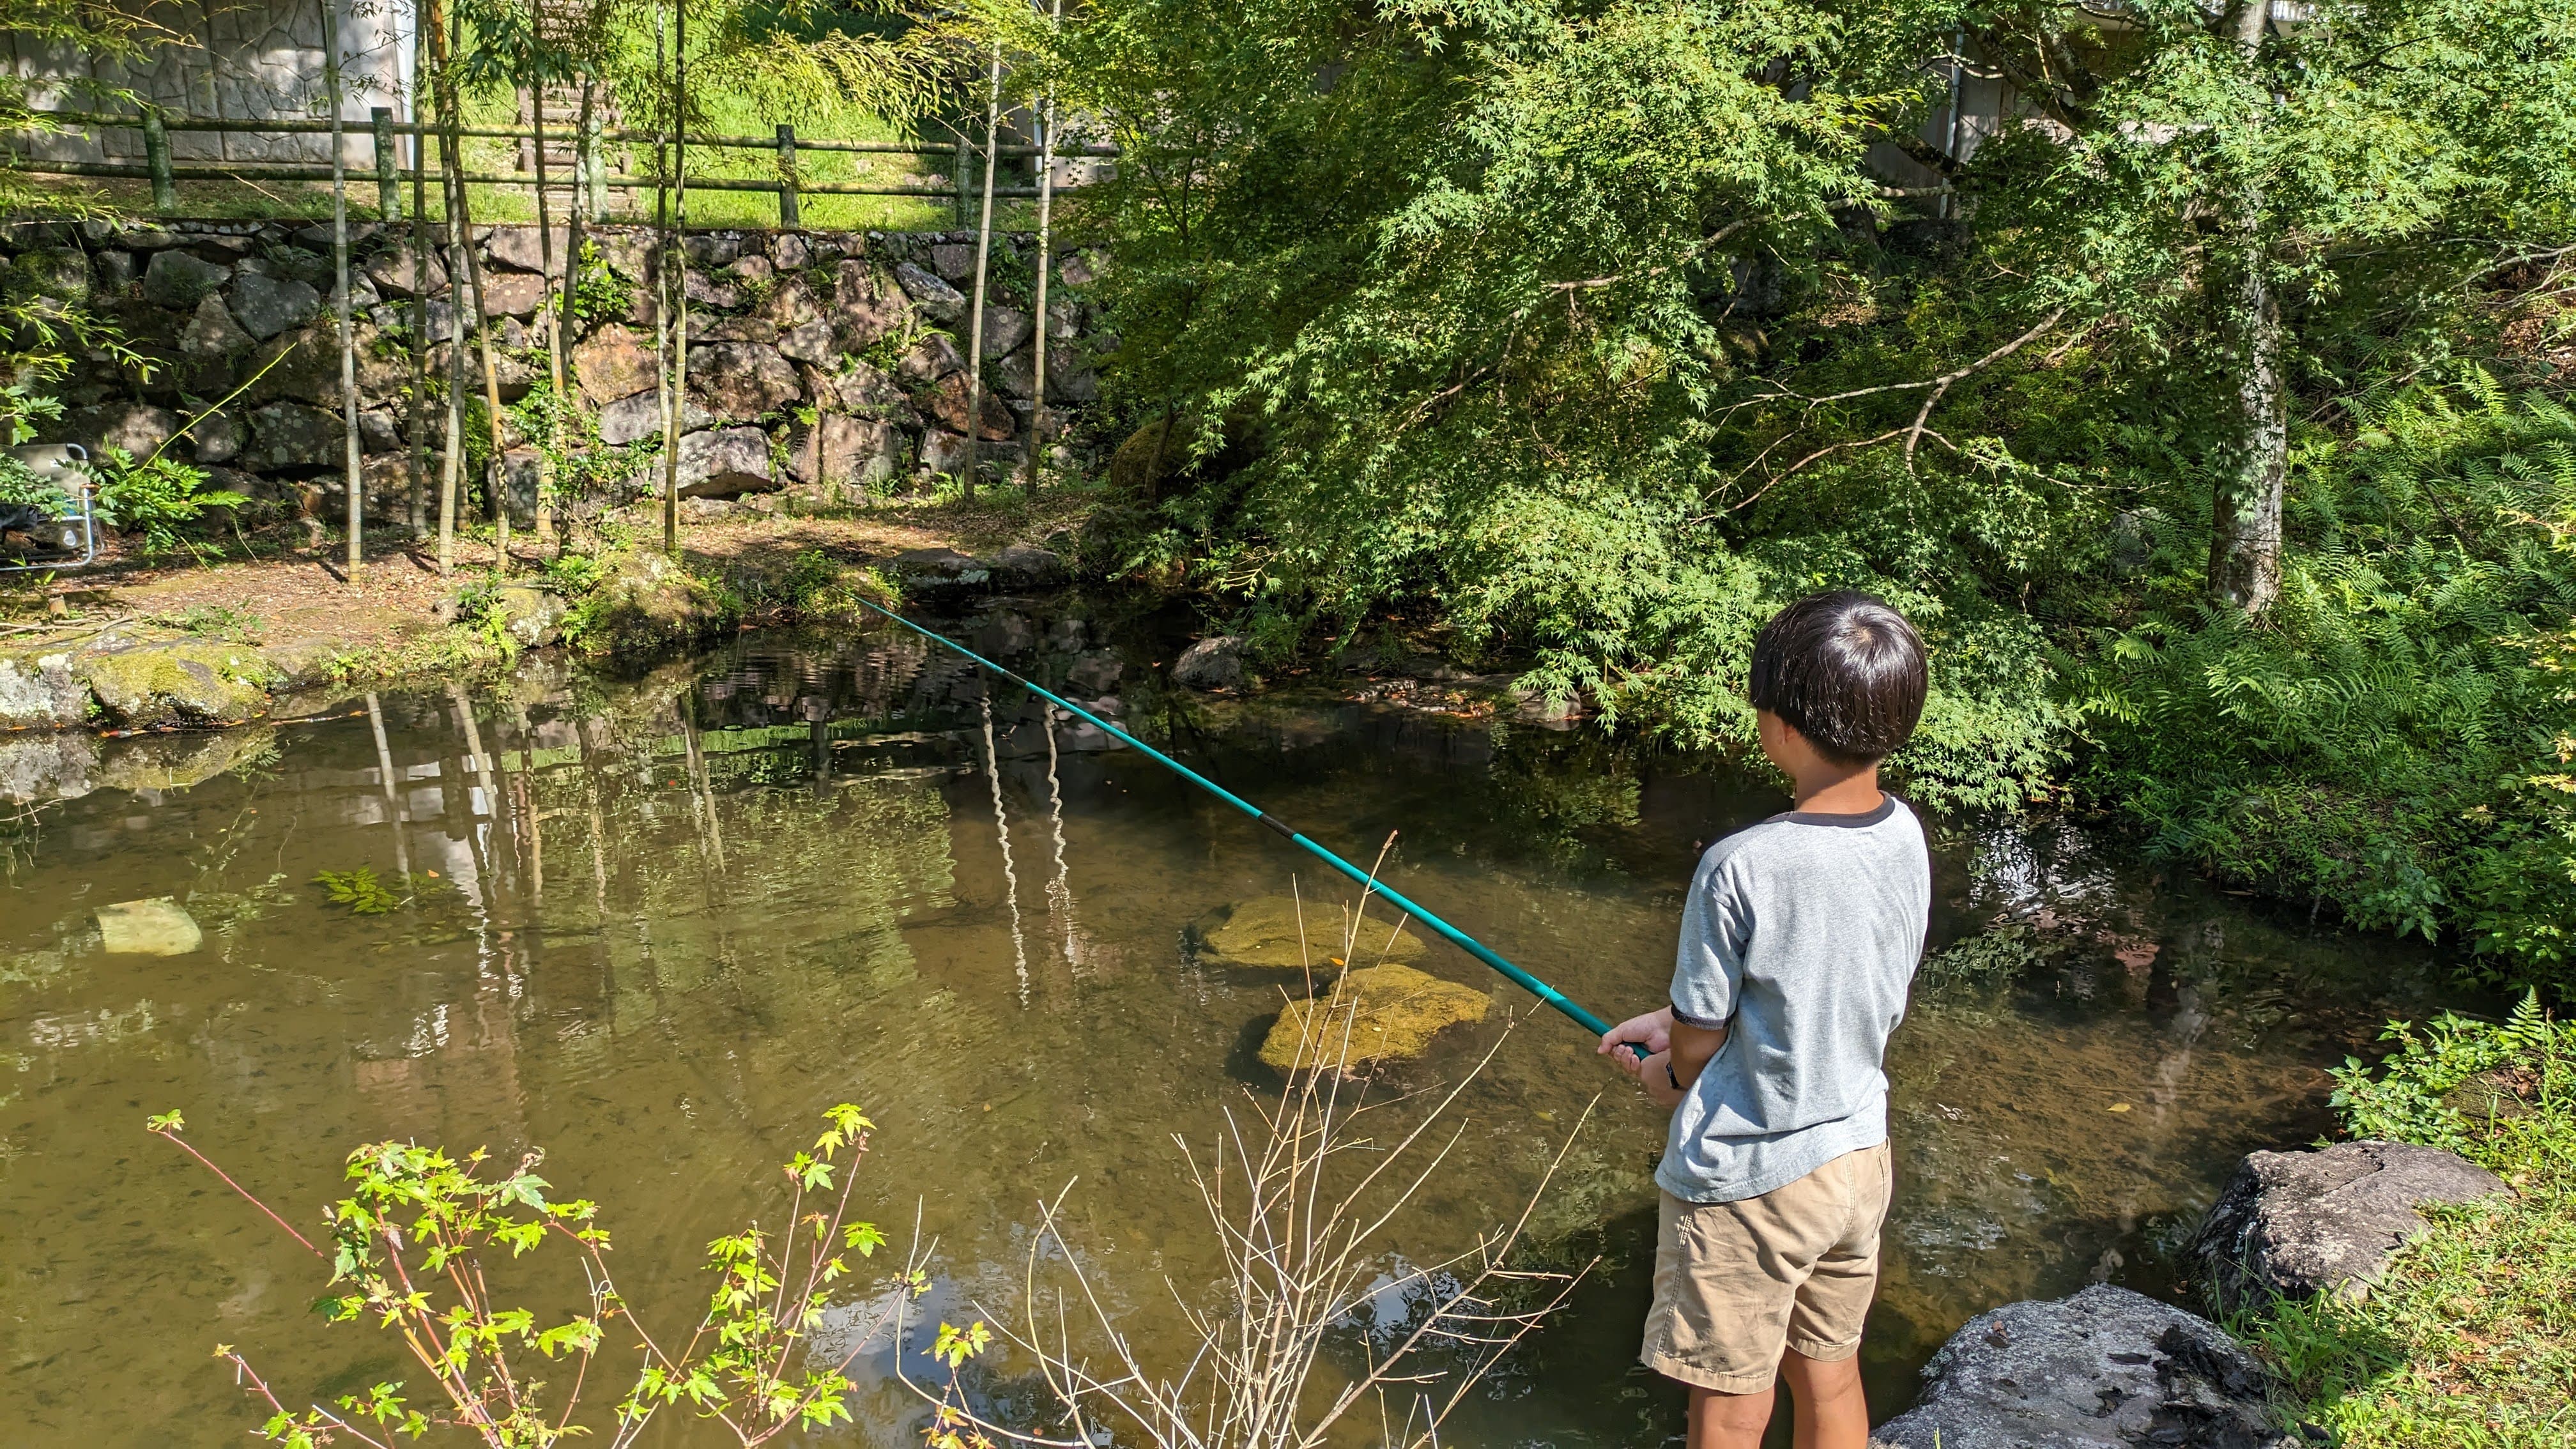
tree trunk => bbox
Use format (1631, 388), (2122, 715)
(2209, 0), (2283, 615)
(2209, 246), (2285, 614)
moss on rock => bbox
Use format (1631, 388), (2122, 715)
(1257, 963), (1491, 1071)
(566, 546), (729, 654)
(75, 641), (276, 728)
(1188, 895), (1427, 970)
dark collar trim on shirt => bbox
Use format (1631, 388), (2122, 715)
(1771, 793), (1898, 828)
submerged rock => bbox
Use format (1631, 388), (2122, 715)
(1258, 963), (1491, 1072)
(95, 898), (204, 956)
(1869, 1284), (2290, 1449)
(2186, 1140), (2507, 1314)
(1189, 895), (1425, 970)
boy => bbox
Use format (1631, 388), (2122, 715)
(1599, 591), (1931, 1449)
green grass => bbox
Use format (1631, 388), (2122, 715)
(2239, 997), (2576, 1446)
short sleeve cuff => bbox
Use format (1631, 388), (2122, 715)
(1669, 999), (1729, 1030)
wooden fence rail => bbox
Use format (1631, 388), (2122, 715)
(8, 107), (1118, 226)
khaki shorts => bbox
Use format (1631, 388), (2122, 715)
(1640, 1142), (1892, 1394)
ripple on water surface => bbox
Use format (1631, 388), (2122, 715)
(0, 606), (2457, 1446)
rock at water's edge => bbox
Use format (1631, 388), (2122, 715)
(574, 548), (722, 653)
(1868, 1284), (2290, 1449)
(77, 641), (275, 728)
(2186, 1140), (2507, 1314)
(1190, 896), (1426, 970)
(1172, 635), (1247, 690)
(1258, 963), (1489, 1072)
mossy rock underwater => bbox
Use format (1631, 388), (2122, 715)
(1188, 896), (1427, 970)
(1257, 963), (1492, 1071)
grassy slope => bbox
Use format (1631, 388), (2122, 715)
(2242, 1003), (2576, 1446)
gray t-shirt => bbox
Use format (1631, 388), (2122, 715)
(1657, 794), (1929, 1204)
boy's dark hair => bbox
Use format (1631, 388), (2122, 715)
(1747, 592), (1927, 763)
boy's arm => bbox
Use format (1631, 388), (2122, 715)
(1636, 1019), (1726, 1109)
(1600, 1008), (1727, 1109)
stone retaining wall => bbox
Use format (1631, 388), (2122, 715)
(6, 217), (1109, 525)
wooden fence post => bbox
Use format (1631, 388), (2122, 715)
(776, 123), (799, 228)
(140, 109), (176, 213)
(371, 107), (400, 220)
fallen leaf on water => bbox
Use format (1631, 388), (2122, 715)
(2108, 1103), (2133, 1113)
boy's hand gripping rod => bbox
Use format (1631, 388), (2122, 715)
(856, 599), (1648, 1058)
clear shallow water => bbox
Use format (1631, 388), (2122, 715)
(0, 601), (2459, 1446)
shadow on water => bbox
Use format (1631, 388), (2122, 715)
(0, 597), (2464, 1446)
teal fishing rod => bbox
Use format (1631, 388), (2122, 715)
(857, 598), (1642, 1057)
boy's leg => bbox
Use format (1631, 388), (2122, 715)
(1777, 1349), (1869, 1449)
(1685, 1384), (1775, 1449)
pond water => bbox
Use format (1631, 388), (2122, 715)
(0, 599), (2462, 1446)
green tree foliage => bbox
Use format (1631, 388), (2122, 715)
(1040, 0), (2576, 976)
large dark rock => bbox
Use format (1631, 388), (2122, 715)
(925, 372), (1013, 440)
(786, 414), (902, 489)
(484, 225), (568, 273)
(364, 239), (447, 297)
(831, 261), (912, 348)
(12, 247), (91, 307)
(141, 250), (231, 309)
(674, 427), (775, 497)
(893, 261), (964, 326)
(227, 271), (322, 341)
(974, 305), (1031, 358)
(890, 547), (990, 590)
(243, 401), (343, 470)
(597, 393), (712, 448)
(687, 342), (802, 420)
(63, 402), (181, 459)
(475, 271), (550, 319)
(986, 544), (1066, 589)
(1172, 636), (1248, 691)
(2186, 1140), (2507, 1314)
(573, 323), (655, 404)
(179, 293), (254, 359)
(1869, 1285), (2290, 1449)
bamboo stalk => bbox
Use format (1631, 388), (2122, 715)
(434, 0), (464, 576)
(1029, 4), (1060, 491)
(454, 184), (512, 572)
(404, 0), (431, 542)
(660, 0), (688, 560)
(559, 74), (593, 553)
(528, 0), (561, 559)
(965, 45), (1001, 501)
(323, 0), (362, 578)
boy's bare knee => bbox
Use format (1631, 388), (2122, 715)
(1688, 1383), (1776, 1435)
(1779, 1348), (1864, 1403)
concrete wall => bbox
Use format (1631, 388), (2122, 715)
(4, 0), (413, 164)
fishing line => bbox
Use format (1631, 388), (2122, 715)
(855, 598), (1643, 1057)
